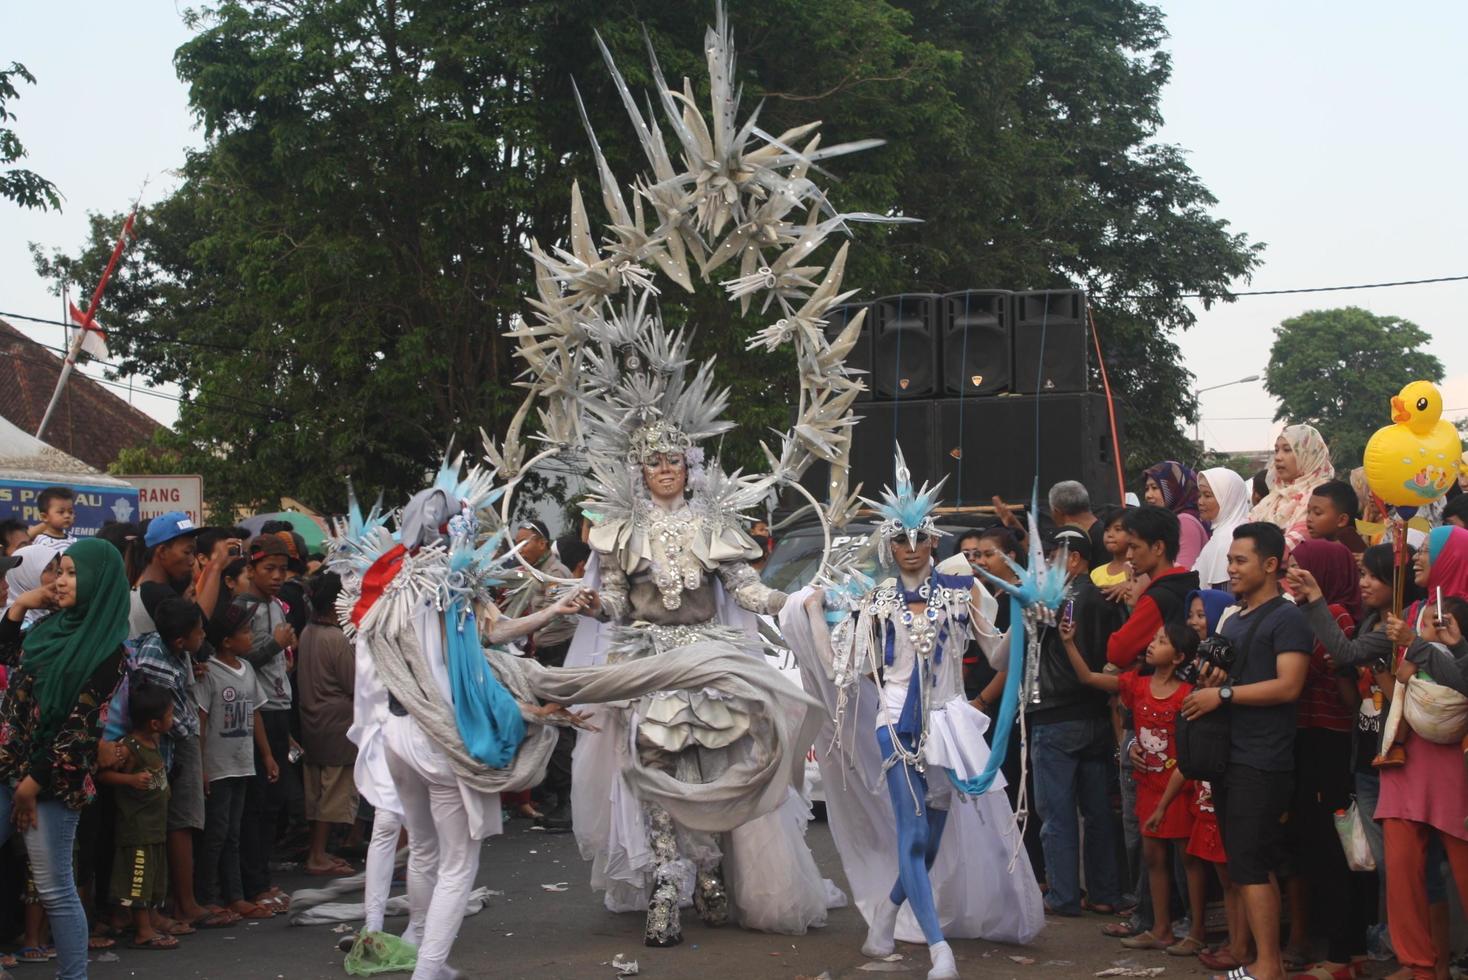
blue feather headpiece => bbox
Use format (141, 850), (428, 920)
(861, 443), (947, 552)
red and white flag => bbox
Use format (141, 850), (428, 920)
(68, 301), (110, 361)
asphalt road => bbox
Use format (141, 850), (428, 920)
(73, 818), (1239, 980)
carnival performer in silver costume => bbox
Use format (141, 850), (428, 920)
(483, 0), (914, 951)
(569, 391), (835, 947)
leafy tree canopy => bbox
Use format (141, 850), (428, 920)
(1, 62), (61, 211)
(1265, 306), (1444, 470)
(34, 0), (1261, 514)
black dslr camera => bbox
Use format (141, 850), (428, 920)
(1179, 634), (1236, 685)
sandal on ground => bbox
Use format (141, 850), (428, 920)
(0, 955), (13, 970)
(230, 901), (274, 919)
(1198, 949), (1245, 971)
(1282, 947), (1310, 971)
(159, 917), (196, 936)
(87, 935), (117, 950)
(15, 947), (50, 963)
(191, 909), (239, 929)
(1166, 936), (1207, 956)
(1102, 921), (1144, 938)
(305, 859), (355, 876)
(1291, 964), (1355, 980)
(130, 933), (180, 951)
(1081, 900), (1117, 915)
(1120, 932), (1172, 950)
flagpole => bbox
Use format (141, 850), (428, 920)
(34, 210), (135, 442)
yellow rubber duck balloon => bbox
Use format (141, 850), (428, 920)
(1362, 380), (1463, 508)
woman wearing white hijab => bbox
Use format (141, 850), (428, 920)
(3, 545), (60, 629)
(1193, 468), (1250, 590)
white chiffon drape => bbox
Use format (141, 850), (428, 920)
(567, 551), (839, 933)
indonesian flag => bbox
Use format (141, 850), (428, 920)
(68, 301), (110, 361)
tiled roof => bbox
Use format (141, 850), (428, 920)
(0, 318), (165, 470)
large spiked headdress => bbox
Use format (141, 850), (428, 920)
(862, 444), (947, 551)
(486, 3), (912, 529)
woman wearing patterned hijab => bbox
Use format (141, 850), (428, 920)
(1249, 424), (1336, 555)
(1142, 461), (1209, 569)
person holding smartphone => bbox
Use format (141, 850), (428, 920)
(193, 527), (251, 620)
(1026, 526), (1127, 918)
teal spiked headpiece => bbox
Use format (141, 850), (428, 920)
(861, 444), (947, 552)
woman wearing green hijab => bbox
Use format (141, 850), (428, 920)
(1, 538), (131, 980)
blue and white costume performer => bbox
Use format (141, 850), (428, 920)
(780, 450), (1045, 979)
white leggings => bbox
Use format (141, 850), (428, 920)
(386, 747), (482, 980)
(363, 807), (405, 937)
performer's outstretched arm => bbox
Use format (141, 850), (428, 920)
(482, 589), (588, 644)
(716, 559), (786, 615)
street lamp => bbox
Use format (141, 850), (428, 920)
(1195, 374), (1261, 446)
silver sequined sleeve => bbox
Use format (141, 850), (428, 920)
(596, 557), (630, 622)
(716, 560), (787, 615)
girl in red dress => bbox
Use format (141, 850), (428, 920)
(1062, 619), (1207, 954)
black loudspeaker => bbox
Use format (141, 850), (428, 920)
(1012, 289), (1089, 394)
(935, 393), (1121, 506)
(801, 401), (938, 502)
(870, 293), (942, 399)
(823, 302), (873, 402)
(942, 290), (1012, 395)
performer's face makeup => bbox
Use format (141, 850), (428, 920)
(642, 453), (687, 500)
(891, 534), (933, 574)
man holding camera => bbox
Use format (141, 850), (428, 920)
(1181, 522), (1311, 980)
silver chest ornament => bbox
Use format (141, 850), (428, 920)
(643, 507), (704, 610)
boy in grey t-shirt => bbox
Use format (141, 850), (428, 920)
(195, 604), (279, 917)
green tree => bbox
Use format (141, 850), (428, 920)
(1, 62), (61, 211)
(34, 0), (1259, 512)
(1265, 307), (1444, 470)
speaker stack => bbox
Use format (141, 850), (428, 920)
(806, 286), (1121, 506)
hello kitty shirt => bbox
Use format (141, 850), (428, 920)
(1119, 670), (1194, 839)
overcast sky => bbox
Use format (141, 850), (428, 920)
(4, 1), (1465, 453)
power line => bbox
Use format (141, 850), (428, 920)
(0, 309), (288, 356)
(1184, 274), (1468, 299)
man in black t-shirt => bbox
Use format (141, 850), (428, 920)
(1027, 527), (1123, 916)
(1181, 521), (1310, 980)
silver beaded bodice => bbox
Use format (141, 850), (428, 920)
(643, 505), (704, 610)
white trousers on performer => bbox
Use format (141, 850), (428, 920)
(386, 747), (482, 980)
(363, 808), (407, 938)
